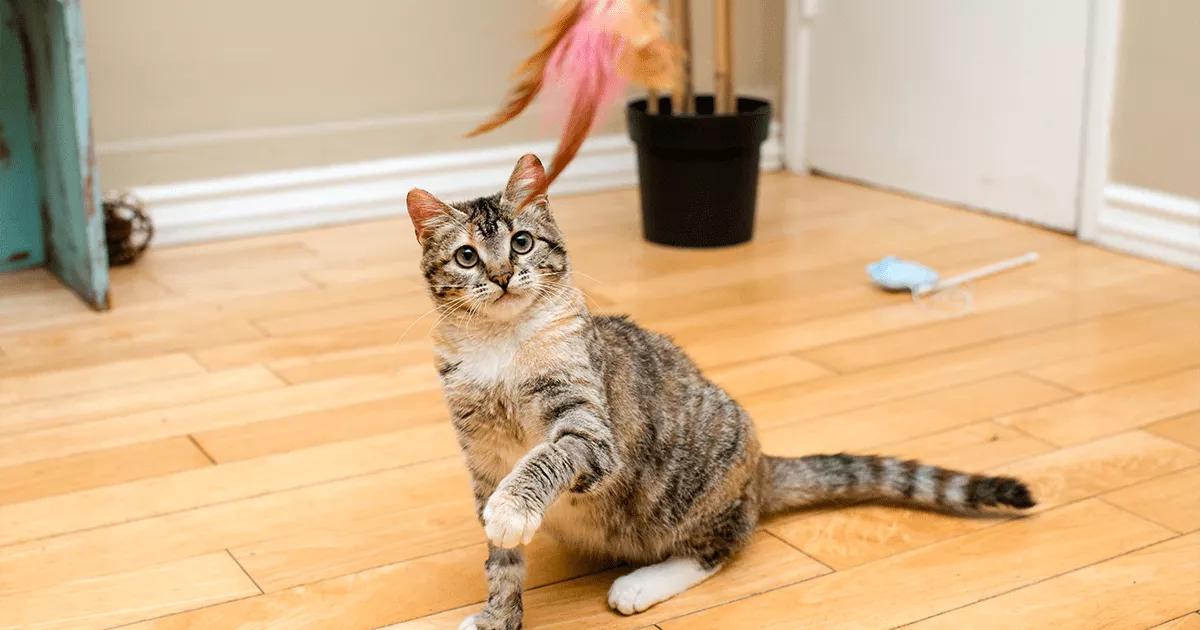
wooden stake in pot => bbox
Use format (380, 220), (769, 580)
(670, 0), (694, 114)
(714, 0), (734, 114)
(646, 0), (660, 114)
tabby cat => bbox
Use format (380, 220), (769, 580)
(406, 155), (1034, 630)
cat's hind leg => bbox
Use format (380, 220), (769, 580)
(607, 557), (720, 615)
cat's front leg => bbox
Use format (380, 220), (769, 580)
(484, 427), (617, 549)
(460, 544), (525, 630)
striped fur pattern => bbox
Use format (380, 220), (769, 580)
(407, 155), (1035, 629)
(761, 454), (1034, 515)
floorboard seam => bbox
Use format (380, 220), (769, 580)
(227, 548), (265, 595)
(0, 454), (461, 550)
(892, 534), (1182, 629)
(760, 529), (836, 574)
(187, 434), (218, 465)
(784, 295), (1197, 376)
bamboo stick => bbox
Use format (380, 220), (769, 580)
(670, 0), (693, 114)
(714, 0), (734, 114)
(646, 0), (660, 115)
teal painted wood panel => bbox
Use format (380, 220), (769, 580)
(0, 0), (45, 272)
(10, 0), (109, 309)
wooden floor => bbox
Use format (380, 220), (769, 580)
(1, 173), (1198, 629)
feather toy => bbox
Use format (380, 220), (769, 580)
(470, 0), (680, 200)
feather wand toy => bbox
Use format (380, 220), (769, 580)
(468, 0), (681, 200)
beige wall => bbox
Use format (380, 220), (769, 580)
(84, 1), (783, 190)
(1109, 0), (1200, 199)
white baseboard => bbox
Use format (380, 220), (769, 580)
(1096, 183), (1200, 270)
(136, 125), (782, 247)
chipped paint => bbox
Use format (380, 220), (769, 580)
(0, 122), (10, 165)
(12, 2), (39, 118)
(82, 120), (95, 217)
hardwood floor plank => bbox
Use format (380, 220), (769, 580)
(144, 241), (324, 276)
(801, 273), (1200, 373)
(0, 311), (264, 375)
(232, 497), (482, 592)
(648, 229), (1071, 340)
(696, 355), (832, 397)
(908, 532), (1200, 630)
(0, 365), (283, 437)
(0, 437), (211, 505)
(131, 537), (609, 630)
(1155, 614), (1200, 630)
(190, 321), (407, 371)
(0, 552), (258, 630)
(742, 299), (1198, 431)
(0, 428), (459, 548)
(193, 391), (448, 462)
(0, 458), (466, 596)
(0, 372), (416, 468)
(1105, 466), (1200, 533)
(1027, 336), (1200, 393)
(387, 532), (829, 630)
(252, 291), (432, 337)
(0, 353), (204, 406)
(680, 282), (1050, 369)
(148, 262), (318, 301)
(881, 421), (1056, 466)
(758, 374), (1071, 451)
(265, 340), (435, 384)
(0, 268), (172, 334)
(658, 500), (1172, 629)
(997, 431), (1200, 507)
(998, 368), (1200, 446)
(767, 429), (1197, 570)
(1147, 412), (1200, 451)
(632, 231), (1068, 341)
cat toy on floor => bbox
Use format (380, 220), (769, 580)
(102, 191), (154, 266)
(868, 252), (1040, 305)
(467, 0), (682, 199)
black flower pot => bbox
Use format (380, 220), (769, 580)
(626, 95), (771, 248)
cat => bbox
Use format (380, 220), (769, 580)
(405, 154), (1035, 630)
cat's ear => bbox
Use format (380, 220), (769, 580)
(406, 188), (455, 244)
(503, 153), (548, 212)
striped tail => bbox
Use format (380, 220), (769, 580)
(760, 453), (1035, 516)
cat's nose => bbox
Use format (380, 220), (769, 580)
(491, 272), (511, 290)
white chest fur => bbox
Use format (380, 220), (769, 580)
(441, 304), (568, 388)
(454, 337), (522, 386)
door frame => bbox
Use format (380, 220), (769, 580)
(1075, 0), (1122, 242)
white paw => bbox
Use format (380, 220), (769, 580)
(483, 492), (541, 548)
(608, 572), (657, 616)
(457, 615), (479, 630)
(607, 558), (718, 616)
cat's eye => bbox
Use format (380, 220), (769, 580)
(511, 231), (534, 254)
(454, 246), (479, 268)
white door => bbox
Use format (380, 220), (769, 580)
(799, 0), (1092, 231)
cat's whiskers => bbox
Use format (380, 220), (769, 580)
(396, 293), (473, 347)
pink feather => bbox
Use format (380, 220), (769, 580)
(535, 0), (629, 194)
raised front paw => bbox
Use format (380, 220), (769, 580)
(483, 491), (541, 548)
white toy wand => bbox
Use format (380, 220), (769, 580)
(913, 251), (1040, 297)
